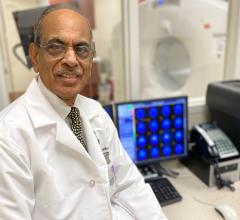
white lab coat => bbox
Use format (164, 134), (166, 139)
(0, 78), (167, 220)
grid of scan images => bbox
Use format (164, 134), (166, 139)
(134, 103), (184, 161)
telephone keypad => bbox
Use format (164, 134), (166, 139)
(207, 129), (239, 159)
(216, 139), (239, 159)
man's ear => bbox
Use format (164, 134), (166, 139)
(28, 42), (39, 73)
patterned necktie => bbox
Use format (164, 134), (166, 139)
(68, 107), (87, 150)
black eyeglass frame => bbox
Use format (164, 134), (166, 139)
(36, 41), (96, 60)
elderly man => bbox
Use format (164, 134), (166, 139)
(0, 3), (167, 220)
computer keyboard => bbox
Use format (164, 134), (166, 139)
(146, 177), (182, 206)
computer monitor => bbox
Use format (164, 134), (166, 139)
(13, 6), (47, 68)
(115, 96), (188, 165)
(103, 104), (115, 123)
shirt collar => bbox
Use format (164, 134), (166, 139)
(37, 76), (71, 119)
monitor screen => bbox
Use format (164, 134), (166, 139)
(103, 104), (114, 122)
(115, 96), (188, 165)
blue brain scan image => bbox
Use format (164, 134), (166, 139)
(149, 120), (159, 132)
(174, 117), (183, 129)
(151, 147), (160, 158)
(162, 145), (172, 156)
(135, 108), (145, 119)
(148, 107), (158, 118)
(175, 143), (184, 154)
(161, 106), (171, 117)
(150, 134), (159, 145)
(138, 149), (147, 160)
(162, 118), (171, 130)
(174, 130), (183, 142)
(162, 132), (171, 143)
(174, 104), (183, 115)
(136, 122), (146, 134)
(137, 136), (147, 147)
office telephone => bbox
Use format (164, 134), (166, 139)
(191, 122), (239, 160)
(190, 122), (239, 191)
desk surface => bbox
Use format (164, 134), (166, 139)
(161, 160), (240, 220)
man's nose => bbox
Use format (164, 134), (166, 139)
(62, 47), (78, 67)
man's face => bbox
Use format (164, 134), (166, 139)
(29, 9), (93, 106)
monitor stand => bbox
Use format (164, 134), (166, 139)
(154, 163), (180, 178)
(137, 162), (179, 180)
(137, 163), (159, 180)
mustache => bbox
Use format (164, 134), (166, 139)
(56, 69), (81, 76)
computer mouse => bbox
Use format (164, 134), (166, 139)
(214, 203), (238, 220)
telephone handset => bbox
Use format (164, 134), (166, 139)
(191, 122), (239, 160)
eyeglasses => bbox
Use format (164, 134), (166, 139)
(37, 42), (95, 60)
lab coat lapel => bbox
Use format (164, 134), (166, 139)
(80, 110), (106, 167)
(55, 117), (90, 158)
(25, 78), (90, 158)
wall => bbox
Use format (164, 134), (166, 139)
(93, 0), (122, 62)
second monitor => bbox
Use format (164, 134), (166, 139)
(115, 96), (188, 165)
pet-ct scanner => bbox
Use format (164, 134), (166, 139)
(113, 0), (228, 100)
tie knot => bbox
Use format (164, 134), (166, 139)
(68, 107), (80, 120)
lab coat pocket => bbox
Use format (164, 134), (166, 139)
(34, 171), (65, 219)
(34, 190), (65, 219)
(35, 199), (63, 220)
(35, 187), (86, 220)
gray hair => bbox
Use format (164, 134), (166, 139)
(33, 3), (93, 44)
